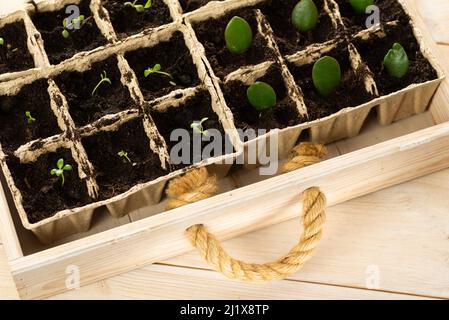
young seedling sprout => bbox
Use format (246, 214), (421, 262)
(312, 56), (341, 97)
(0, 37), (4, 46)
(191, 118), (209, 136)
(125, 0), (152, 12)
(247, 82), (277, 112)
(92, 71), (112, 96)
(25, 111), (36, 124)
(292, 0), (319, 32)
(144, 64), (176, 86)
(50, 158), (73, 187)
(383, 43), (410, 78)
(225, 16), (253, 54)
(118, 150), (137, 166)
(349, 0), (374, 14)
(62, 15), (85, 38)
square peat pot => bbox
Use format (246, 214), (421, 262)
(0, 0), (448, 299)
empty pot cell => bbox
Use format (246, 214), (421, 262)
(193, 7), (276, 79)
(0, 79), (61, 153)
(81, 117), (168, 200)
(335, 0), (410, 33)
(260, 0), (337, 55)
(102, 0), (172, 39)
(223, 65), (302, 141)
(0, 20), (35, 74)
(6, 148), (92, 223)
(354, 23), (438, 96)
(289, 43), (373, 120)
(180, 0), (221, 12)
(54, 55), (135, 127)
(31, 0), (107, 65)
(125, 31), (200, 101)
(151, 90), (233, 169)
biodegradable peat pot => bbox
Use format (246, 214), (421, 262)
(0, 0), (444, 246)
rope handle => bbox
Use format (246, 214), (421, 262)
(165, 142), (327, 281)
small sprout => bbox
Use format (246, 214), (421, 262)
(383, 43), (410, 79)
(144, 64), (176, 85)
(50, 158), (73, 187)
(25, 111), (36, 124)
(292, 0), (319, 32)
(62, 15), (85, 38)
(118, 150), (135, 165)
(225, 16), (253, 54)
(92, 71), (112, 96)
(191, 118), (209, 136)
(247, 82), (277, 111)
(312, 56), (341, 97)
(349, 0), (374, 14)
(0, 37), (4, 46)
(125, 0), (152, 12)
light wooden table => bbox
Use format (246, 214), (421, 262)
(1, 0), (449, 300)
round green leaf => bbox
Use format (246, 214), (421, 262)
(383, 42), (410, 78)
(62, 29), (70, 38)
(225, 16), (253, 54)
(349, 0), (374, 15)
(291, 0), (319, 32)
(312, 56), (341, 97)
(247, 82), (277, 111)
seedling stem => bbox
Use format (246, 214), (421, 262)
(25, 111), (36, 124)
(50, 158), (73, 186)
(92, 71), (112, 96)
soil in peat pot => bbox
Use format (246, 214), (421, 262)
(151, 90), (233, 169)
(289, 42), (373, 120)
(125, 31), (200, 101)
(31, 0), (107, 65)
(0, 21), (35, 74)
(223, 65), (302, 141)
(0, 79), (62, 153)
(102, 0), (172, 39)
(54, 55), (136, 127)
(260, 0), (338, 55)
(179, 0), (221, 12)
(193, 7), (276, 79)
(82, 118), (168, 200)
(6, 148), (92, 223)
(335, 0), (410, 33)
(354, 23), (438, 96)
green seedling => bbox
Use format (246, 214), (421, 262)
(225, 16), (253, 54)
(91, 71), (112, 96)
(144, 64), (176, 85)
(118, 150), (133, 164)
(190, 118), (209, 136)
(383, 42), (410, 78)
(247, 82), (277, 111)
(50, 158), (73, 187)
(62, 15), (85, 38)
(312, 56), (341, 97)
(292, 0), (319, 32)
(349, 0), (374, 14)
(0, 37), (4, 46)
(25, 111), (36, 124)
(125, 0), (152, 12)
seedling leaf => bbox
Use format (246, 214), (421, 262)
(51, 158), (72, 186)
(144, 64), (176, 84)
(92, 71), (112, 96)
(25, 111), (36, 124)
(191, 118), (209, 136)
(349, 0), (374, 14)
(292, 0), (319, 32)
(144, 0), (152, 9)
(0, 37), (4, 45)
(125, 0), (152, 12)
(312, 56), (341, 97)
(225, 16), (253, 54)
(247, 82), (277, 111)
(383, 42), (410, 78)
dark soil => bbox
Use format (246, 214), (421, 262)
(223, 65), (302, 141)
(336, 0), (410, 33)
(260, 0), (338, 55)
(289, 42), (374, 120)
(54, 55), (135, 127)
(31, 0), (108, 65)
(179, 0), (220, 12)
(354, 23), (438, 95)
(125, 31), (200, 101)
(82, 118), (168, 200)
(6, 148), (92, 223)
(193, 7), (276, 79)
(0, 79), (61, 153)
(0, 21), (35, 74)
(151, 90), (233, 168)
(103, 0), (172, 39)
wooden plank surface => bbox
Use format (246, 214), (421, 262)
(1, 0), (449, 300)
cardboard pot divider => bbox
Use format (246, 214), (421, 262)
(0, 0), (444, 244)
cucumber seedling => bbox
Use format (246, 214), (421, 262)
(191, 118), (209, 136)
(292, 0), (319, 32)
(312, 56), (341, 97)
(62, 15), (85, 38)
(0, 37), (4, 46)
(118, 150), (137, 166)
(247, 82), (277, 111)
(25, 111), (36, 124)
(144, 64), (176, 86)
(225, 16), (253, 54)
(383, 42), (409, 78)
(349, 0), (374, 14)
(50, 158), (73, 187)
(92, 71), (112, 96)
(125, 0), (152, 12)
